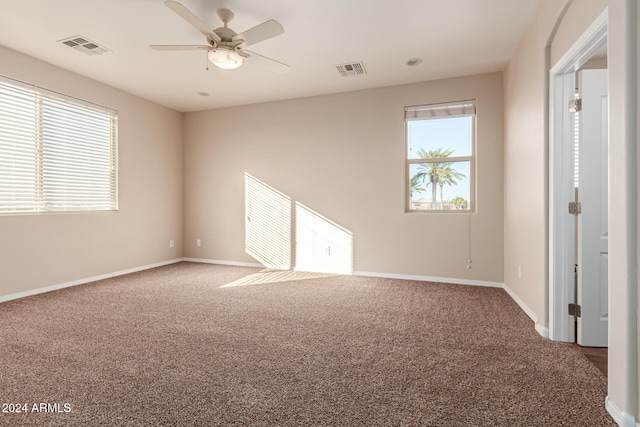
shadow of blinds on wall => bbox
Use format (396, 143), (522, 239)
(245, 173), (292, 270)
(295, 202), (353, 274)
(244, 173), (353, 275)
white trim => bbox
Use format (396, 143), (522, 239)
(352, 270), (503, 288)
(503, 282), (548, 338)
(0, 258), (184, 304)
(182, 257), (264, 269)
(548, 8), (608, 343)
(535, 323), (550, 339)
(550, 9), (608, 74)
(184, 259), (504, 288)
(606, 396), (637, 427)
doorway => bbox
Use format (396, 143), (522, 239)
(549, 10), (608, 346)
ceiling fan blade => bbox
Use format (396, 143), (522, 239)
(150, 45), (209, 51)
(242, 50), (289, 74)
(233, 20), (284, 47)
(164, 1), (221, 43)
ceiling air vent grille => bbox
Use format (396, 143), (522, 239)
(335, 62), (367, 77)
(59, 36), (111, 56)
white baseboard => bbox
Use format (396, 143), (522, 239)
(353, 270), (504, 288)
(182, 257), (264, 268)
(502, 282), (548, 338)
(354, 271), (553, 336)
(0, 258), (184, 304)
(534, 323), (549, 339)
(606, 395), (637, 427)
(185, 258), (505, 289)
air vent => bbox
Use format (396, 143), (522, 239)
(335, 62), (367, 77)
(58, 36), (111, 56)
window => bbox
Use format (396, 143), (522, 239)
(0, 76), (117, 214)
(405, 100), (475, 212)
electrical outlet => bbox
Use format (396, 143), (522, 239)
(518, 266), (522, 279)
(169, 240), (174, 248)
(196, 239), (201, 247)
(325, 246), (331, 255)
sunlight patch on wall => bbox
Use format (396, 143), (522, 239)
(245, 173), (292, 269)
(221, 269), (338, 288)
(244, 173), (354, 277)
(295, 202), (354, 274)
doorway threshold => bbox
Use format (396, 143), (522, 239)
(575, 344), (608, 377)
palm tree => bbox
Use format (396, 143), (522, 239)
(451, 197), (468, 209)
(409, 175), (426, 198)
(438, 164), (465, 208)
(412, 148), (455, 209)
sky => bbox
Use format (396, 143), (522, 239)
(407, 116), (473, 203)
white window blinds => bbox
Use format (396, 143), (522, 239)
(0, 76), (118, 214)
(405, 100), (476, 121)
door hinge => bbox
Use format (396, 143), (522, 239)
(568, 201), (582, 215)
(569, 303), (582, 317)
(569, 98), (582, 112)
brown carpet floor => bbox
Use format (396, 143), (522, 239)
(0, 262), (614, 426)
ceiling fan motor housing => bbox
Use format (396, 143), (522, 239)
(213, 27), (239, 45)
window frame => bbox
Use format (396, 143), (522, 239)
(0, 75), (118, 215)
(404, 99), (476, 213)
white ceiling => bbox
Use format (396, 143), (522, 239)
(0, 0), (539, 113)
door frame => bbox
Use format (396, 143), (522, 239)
(549, 9), (608, 342)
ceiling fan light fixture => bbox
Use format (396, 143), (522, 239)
(208, 47), (243, 70)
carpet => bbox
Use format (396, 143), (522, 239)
(0, 262), (614, 426)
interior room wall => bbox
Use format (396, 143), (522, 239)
(183, 72), (504, 284)
(549, 0), (609, 65)
(603, 0), (640, 421)
(505, 0), (638, 422)
(503, 0), (569, 330)
(0, 45), (184, 299)
(505, 0), (613, 333)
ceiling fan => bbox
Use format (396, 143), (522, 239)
(150, 1), (289, 74)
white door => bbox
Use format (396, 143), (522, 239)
(576, 68), (608, 347)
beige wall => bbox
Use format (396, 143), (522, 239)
(184, 72), (504, 283)
(606, 0), (640, 420)
(505, 0), (639, 422)
(550, 0), (609, 66)
(503, 0), (569, 327)
(0, 45), (184, 297)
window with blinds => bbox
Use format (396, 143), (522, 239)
(405, 100), (475, 212)
(0, 76), (118, 214)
